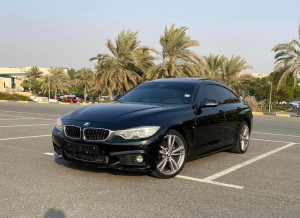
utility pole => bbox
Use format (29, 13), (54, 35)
(268, 82), (272, 113)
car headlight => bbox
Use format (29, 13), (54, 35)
(115, 126), (160, 139)
(56, 118), (64, 132)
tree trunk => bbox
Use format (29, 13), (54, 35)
(54, 91), (57, 100)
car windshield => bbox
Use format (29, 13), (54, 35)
(118, 82), (196, 104)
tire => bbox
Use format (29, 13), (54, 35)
(230, 121), (250, 154)
(150, 130), (187, 179)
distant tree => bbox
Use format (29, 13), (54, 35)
(272, 23), (300, 90)
(202, 54), (225, 80)
(219, 56), (252, 89)
(146, 24), (201, 80)
(25, 66), (43, 79)
(67, 68), (78, 80)
(90, 30), (154, 95)
(75, 68), (94, 102)
(41, 67), (70, 99)
(21, 78), (41, 93)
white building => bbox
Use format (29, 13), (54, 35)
(0, 67), (68, 92)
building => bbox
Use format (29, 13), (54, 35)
(0, 67), (68, 92)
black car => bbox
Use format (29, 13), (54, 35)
(52, 78), (252, 178)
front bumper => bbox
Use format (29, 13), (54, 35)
(52, 128), (162, 172)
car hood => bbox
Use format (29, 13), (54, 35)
(62, 102), (189, 127)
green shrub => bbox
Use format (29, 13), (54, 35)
(0, 92), (32, 101)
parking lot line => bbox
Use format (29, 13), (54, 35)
(0, 109), (60, 117)
(176, 175), (244, 189)
(0, 124), (54, 128)
(0, 117), (55, 121)
(0, 114), (24, 118)
(252, 131), (300, 138)
(203, 143), (296, 181)
(0, 117), (34, 121)
(0, 135), (51, 141)
(251, 138), (297, 144)
(44, 152), (54, 156)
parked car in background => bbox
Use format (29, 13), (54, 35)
(290, 101), (300, 108)
(51, 95), (62, 101)
(76, 94), (85, 99)
(52, 78), (253, 178)
(65, 97), (80, 103)
(65, 93), (76, 98)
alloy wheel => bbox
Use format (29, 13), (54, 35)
(240, 125), (250, 151)
(156, 134), (186, 176)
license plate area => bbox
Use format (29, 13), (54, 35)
(65, 143), (99, 156)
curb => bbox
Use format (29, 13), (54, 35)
(0, 100), (8, 102)
(252, 112), (263, 115)
(17, 101), (29, 103)
(253, 112), (300, 118)
(58, 102), (70, 105)
(38, 102), (49, 104)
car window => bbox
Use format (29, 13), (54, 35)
(199, 84), (218, 102)
(214, 85), (240, 104)
(119, 82), (197, 105)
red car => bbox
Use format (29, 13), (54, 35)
(65, 97), (80, 103)
(51, 95), (61, 101)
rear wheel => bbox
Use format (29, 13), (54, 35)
(150, 130), (187, 178)
(231, 121), (250, 154)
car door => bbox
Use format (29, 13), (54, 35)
(214, 85), (241, 145)
(194, 84), (226, 151)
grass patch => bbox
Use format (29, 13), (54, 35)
(262, 105), (290, 113)
(0, 92), (32, 101)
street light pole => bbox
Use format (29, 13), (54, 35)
(48, 75), (50, 102)
(268, 82), (272, 113)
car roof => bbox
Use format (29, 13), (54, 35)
(151, 78), (205, 83)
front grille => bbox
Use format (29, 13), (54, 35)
(65, 126), (81, 139)
(83, 128), (110, 141)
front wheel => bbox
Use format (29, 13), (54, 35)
(150, 130), (187, 179)
(231, 121), (250, 154)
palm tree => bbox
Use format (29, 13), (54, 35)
(146, 24), (201, 80)
(75, 68), (94, 102)
(272, 24), (300, 91)
(90, 30), (154, 95)
(202, 54), (225, 80)
(25, 66), (43, 79)
(41, 67), (70, 99)
(219, 56), (252, 90)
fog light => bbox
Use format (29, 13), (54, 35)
(135, 155), (144, 163)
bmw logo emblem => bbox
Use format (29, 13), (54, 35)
(83, 122), (90, 127)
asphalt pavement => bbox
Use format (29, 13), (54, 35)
(0, 102), (299, 217)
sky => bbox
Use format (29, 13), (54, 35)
(0, 0), (299, 75)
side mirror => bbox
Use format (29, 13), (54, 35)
(199, 98), (219, 108)
(113, 94), (122, 101)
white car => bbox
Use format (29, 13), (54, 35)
(290, 101), (300, 108)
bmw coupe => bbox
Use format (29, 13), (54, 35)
(52, 78), (252, 178)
